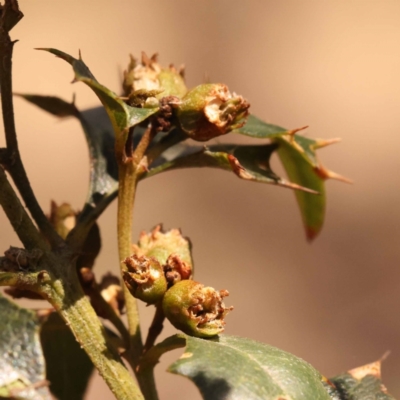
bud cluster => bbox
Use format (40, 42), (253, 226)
(122, 226), (232, 338)
(122, 53), (250, 140)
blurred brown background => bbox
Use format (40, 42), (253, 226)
(1, 1), (400, 399)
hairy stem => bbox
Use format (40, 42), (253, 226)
(0, 262), (144, 400)
(0, 166), (143, 400)
(49, 269), (143, 400)
(86, 283), (131, 347)
(118, 161), (143, 360)
(117, 125), (161, 400)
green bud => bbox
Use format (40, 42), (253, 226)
(133, 225), (193, 282)
(122, 254), (167, 304)
(122, 52), (187, 99)
(162, 280), (232, 338)
(176, 83), (250, 141)
(157, 67), (187, 98)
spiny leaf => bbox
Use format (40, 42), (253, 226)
(37, 48), (159, 156)
(235, 115), (349, 240)
(40, 312), (93, 400)
(0, 294), (51, 400)
(142, 143), (317, 193)
(142, 334), (331, 400)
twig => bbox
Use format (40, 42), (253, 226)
(143, 302), (165, 354)
(0, 166), (49, 251)
(0, 2), (63, 249)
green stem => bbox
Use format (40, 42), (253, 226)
(0, 263), (144, 400)
(86, 283), (131, 347)
(117, 161), (143, 361)
(50, 271), (143, 400)
(117, 125), (160, 400)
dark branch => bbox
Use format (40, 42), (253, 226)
(0, 1), (64, 249)
(0, 166), (49, 251)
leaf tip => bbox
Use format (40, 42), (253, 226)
(305, 226), (320, 242)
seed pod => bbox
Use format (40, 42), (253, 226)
(176, 83), (250, 141)
(122, 254), (167, 304)
(162, 280), (233, 338)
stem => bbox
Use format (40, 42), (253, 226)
(117, 125), (161, 400)
(0, 166), (49, 251)
(117, 161), (143, 361)
(0, 167), (143, 399)
(0, 7), (63, 250)
(86, 283), (131, 347)
(0, 261), (144, 400)
(143, 303), (165, 354)
(51, 273), (143, 400)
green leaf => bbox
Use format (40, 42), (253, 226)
(235, 114), (288, 138)
(40, 312), (93, 400)
(143, 334), (331, 400)
(37, 48), (159, 155)
(328, 360), (395, 400)
(235, 115), (349, 240)
(142, 143), (317, 193)
(0, 294), (51, 400)
(275, 136), (326, 240)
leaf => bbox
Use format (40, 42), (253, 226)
(143, 143), (317, 193)
(235, 115), (349, 240)
(17, 93), (118, 208)
(37, 49), (158, 136)
(14, 94), (79, 118)
(40, 312), (93, 400)
(0, 294), (51, 400)
(328, 360), (395, 400)
(235, 114), (288, 138)
(142, 334), (332, 400)
(275, 136), (327, 240)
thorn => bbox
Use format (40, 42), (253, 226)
(178, 64), (185, 78)
(280, 180), (319, 194)
(380, 351), (391, 362)
(314, 137), (342, 149)
(78, 49), (82, 60)
(287, 125), (309, 137)
(315, 166), (353, 183)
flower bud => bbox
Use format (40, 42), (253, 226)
(162, 280), (233, 338)
(133, 225), (193, 282)
(123, 52), (187, 99)
(176, 83), (250, 141)
(122, 254), (167, 304)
